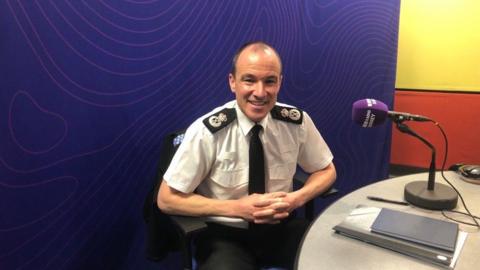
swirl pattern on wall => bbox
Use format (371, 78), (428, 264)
(0, 0), (399, 269)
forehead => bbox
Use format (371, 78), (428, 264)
(235, 46), (281, 76)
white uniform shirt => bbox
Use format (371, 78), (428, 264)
(164, 100), (333, 227)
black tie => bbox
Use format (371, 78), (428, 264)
(248, 125), (265, 194)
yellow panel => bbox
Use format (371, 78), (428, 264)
(395, 0), (480, 91)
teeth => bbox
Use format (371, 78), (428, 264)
(249, 101), (266, 105)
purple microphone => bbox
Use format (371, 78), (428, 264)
(352, 98), (430, 128)
(352, 99), (389, 127)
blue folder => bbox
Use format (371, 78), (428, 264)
(371, 208), (458, 252)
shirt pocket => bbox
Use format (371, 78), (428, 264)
(207, 151), (249, 199)
(215, 151), (234, 170)
(267, 146), (297, 192)
(267, 143), (298, 165)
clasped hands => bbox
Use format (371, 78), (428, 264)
(241, 192), (297, 224)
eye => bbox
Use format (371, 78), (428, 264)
(242, 76), (256, 84)
(265, 78), (277, 85)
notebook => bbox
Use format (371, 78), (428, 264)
(371, 208), (459, 252)
(333, 205), (467, 269)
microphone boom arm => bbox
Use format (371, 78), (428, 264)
(395, 122), (436, 190)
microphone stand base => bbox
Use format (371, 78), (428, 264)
(404, 181), (458, 210)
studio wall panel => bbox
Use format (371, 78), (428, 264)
(396, 0), (480, 92)
(0, 1), (400, 269)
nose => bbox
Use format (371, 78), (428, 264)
(253, 82), (266, 98)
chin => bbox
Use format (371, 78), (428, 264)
(246, 110), (268, 122)
(241, 101), (274, 122)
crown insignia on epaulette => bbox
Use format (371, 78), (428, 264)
(203, 108), (237, 133)
(271, 105), (303, 124)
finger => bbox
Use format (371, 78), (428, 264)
(254, 218), (280, 224)
(273, 212), (289, 220)
(254, 195), (288, 207)
(268, 192), (287, 198)
(269, 201), (290, 211)
(253, 208), (275, 218)
(253, 199), (274, 208)
(253, 196), (285, 207)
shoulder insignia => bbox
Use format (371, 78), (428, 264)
(203, 108), (237, 133)
(270, 105), (303, 124)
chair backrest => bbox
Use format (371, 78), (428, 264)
(143, 130), (186, 261)
(152, 131), (185, 200)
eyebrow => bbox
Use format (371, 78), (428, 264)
(240, 74), (279, 81)
(241, 74), (255, 79)
(264, 75), (278, 81)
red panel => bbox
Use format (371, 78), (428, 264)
(391, 90), (480, 168)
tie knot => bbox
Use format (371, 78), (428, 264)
(251, 125), (263, 136)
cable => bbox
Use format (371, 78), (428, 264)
(432, 120), (480, 228)
(441, 210), (480, 226)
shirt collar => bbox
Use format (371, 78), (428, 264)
(233, 101), (269, 137)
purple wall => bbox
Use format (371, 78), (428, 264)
(0, 1), (400, 269)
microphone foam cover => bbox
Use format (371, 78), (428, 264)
(352, 99), (388, 127)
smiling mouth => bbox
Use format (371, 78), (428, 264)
(248, 100), (268, 106)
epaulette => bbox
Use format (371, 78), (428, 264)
(270, 105), (303, 124)
(203, 108), (237, 133)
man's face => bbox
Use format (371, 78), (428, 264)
(229, 47), (282, 123)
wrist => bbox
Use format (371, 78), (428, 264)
(290, 190), (306, 209)
(222, 199), (242, 218)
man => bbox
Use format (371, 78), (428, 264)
(158, 41), (336, 269)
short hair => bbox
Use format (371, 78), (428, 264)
(230, 41), (282, 76)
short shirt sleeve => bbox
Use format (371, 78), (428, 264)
(297, 112), (333, 173)
(163, 120), (216, 193)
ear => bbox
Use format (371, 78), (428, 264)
(228, 73), (236, 93)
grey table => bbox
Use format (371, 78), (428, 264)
(296, 171), (480, 270)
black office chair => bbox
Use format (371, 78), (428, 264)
(143, 129), (338, 270)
